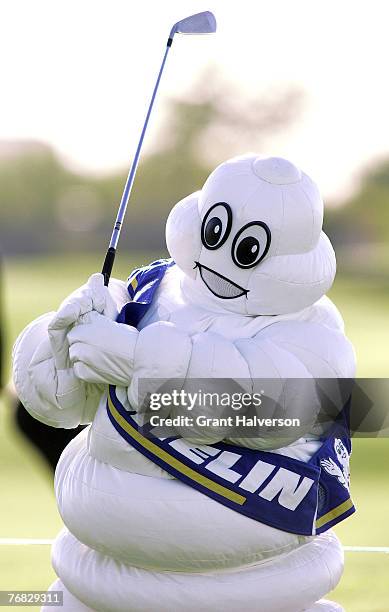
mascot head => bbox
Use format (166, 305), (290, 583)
(166, 155), (336, 315)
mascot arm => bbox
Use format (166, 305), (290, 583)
(127, 321), (193, 407)
(151, 320), (353, 451)
(12, 276), (128, 429)
(69, 318), (247, 447)
(230, 321), (356, 449)
(253, 320), (356, 379)
(125, 323), (329, 446)
(171, 331), (253, 444)
(128, 326), (252, 445)
(12, 312), (100, 428)
(235, 334), (321, 448)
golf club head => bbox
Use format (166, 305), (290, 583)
(170, 11), (217, 38)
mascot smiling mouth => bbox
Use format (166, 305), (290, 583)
(194, 262), (249, 299)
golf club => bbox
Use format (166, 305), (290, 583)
(101, 10), (217, 285)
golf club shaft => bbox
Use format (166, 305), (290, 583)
(102, 39), (173, 285)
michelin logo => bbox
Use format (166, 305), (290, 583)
(320, 438), (350, 491)
(169, 439), (314, 511)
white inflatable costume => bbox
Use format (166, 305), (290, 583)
(13, 156), (356, 611)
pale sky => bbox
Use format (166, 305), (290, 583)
(2, 0), (389, 201)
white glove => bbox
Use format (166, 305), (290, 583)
(68, 311), (139, 386)
(47, 273), (119, 408)
(48, 273), (118, 370)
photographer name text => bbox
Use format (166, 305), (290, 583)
(150, 415), (300, 428)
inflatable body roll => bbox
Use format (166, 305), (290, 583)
(12, 155), (355, 612)
(48, 528), (344, 612)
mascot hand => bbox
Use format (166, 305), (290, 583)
(68, 311), (138, 386)
(48, 273), (118, 370)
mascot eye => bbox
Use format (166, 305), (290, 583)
(231, 222), (271, 269)
(201, 203), (232, 250)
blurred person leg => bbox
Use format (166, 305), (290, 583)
(15, 399), (84, 472)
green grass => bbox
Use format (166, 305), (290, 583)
(1, 254), (388, 611)
(328, 275), (389, 377)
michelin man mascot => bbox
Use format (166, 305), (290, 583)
(13, 156), (356, 612)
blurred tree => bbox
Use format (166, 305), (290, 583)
(0, 69), (304, 254)
(325, 158), (389, 247)
(0, 142), (68, 231)
(159, 66), (303, 164)
(342, 160), (389, 241)
(322, 159), (389, 280)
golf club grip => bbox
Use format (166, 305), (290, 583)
(102, 247), (116, 286)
